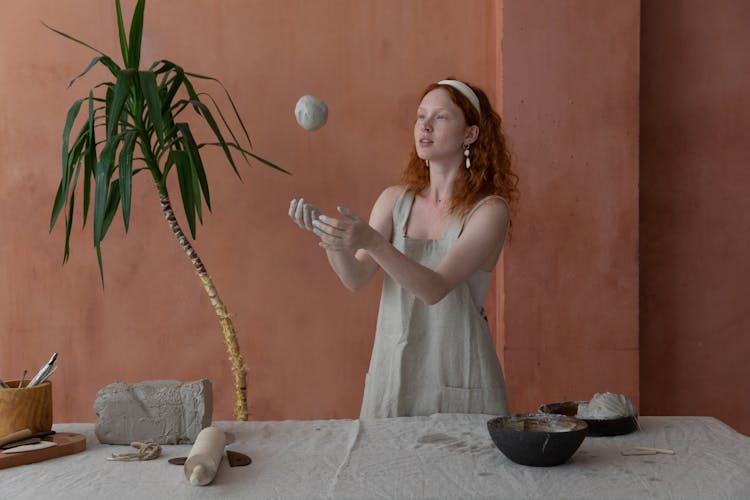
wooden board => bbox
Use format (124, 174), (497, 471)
(0, 432), (86, 470)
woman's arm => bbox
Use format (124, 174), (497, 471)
(290, 186), (404, 291)
(322, 186), (403, 290)
(313, 197), (509, 305)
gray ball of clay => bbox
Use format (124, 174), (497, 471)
(295, 95), (328, 131)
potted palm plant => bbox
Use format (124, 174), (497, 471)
(46, 0), (286, 420)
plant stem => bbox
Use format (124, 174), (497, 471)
(159, 193), (249, 421)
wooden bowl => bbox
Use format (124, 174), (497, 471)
(0, 381), (53, 436)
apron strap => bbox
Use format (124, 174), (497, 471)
(392, 189), (415, 240)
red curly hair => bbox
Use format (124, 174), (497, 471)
(401, 80), (519, 225)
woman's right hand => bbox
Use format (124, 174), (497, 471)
(289, 198), (324, 232)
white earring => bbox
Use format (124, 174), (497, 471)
(464, 145), (471, 169)
(424, 159), (430, 167)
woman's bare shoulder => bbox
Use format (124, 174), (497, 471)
(373, 185), (407, 210)
(465, 196), (510, 228)
(381, 184), (407, 200)
(479, 195), (510, 210)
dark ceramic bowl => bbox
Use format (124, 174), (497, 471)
(539, 401), (639, 437)
(486, 413), (588, 467)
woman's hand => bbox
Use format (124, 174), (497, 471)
(287, 187), (399, 292)
(289, 198), (323, 232)
(312, 207), (383, 252)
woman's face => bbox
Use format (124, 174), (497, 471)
(414, 88), (472, 164)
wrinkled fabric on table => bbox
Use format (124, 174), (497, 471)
(2, 414), (749, 499)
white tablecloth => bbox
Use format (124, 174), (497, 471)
(2, 414), (749, 499)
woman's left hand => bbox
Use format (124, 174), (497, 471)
(312, 207), (381, 252)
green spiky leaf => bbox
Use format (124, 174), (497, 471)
(177, 122), (211, 211)
(67, 55), (121, 88)
(41, 21), (108, 58)
(115, 0), (130, 67)
(139, 71), (165, 147)
(50, 98), (85, 231)
(102, 179), (121, 238)
(127, 0), (146, 70)
(107, 69), (135, 140)
(172, 149), (196, 238)
(83, 91), (97, 225)
(118, 132), (137, 231)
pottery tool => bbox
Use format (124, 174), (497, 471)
(0, 429), (33, 447)
(27, 352), (58, 387)
(2, 441), (57, 454)
(36, 365), (57, 385)
(184, 426), (226, 486)
(0, 430), (55, 449)
(1, 437), (42, 449)
(621, 447), (675, 456)
(0, 376), (9, 389)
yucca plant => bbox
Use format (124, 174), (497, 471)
(46, 0), (286, 420)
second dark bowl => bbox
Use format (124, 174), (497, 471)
(539, 401), (639, 437)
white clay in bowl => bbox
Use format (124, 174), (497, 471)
(576, 392), (636, 419)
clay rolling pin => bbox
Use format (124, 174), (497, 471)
(184, 426), (226, 486)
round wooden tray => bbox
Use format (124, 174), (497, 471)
(0, 432), (86, 470)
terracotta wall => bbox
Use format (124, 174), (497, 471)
(500, 1), (641, 413)
(640, 0), (750, 435)
(0, 0), (501, 421)
(5, 0), (742, 431)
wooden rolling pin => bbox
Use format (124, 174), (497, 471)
(0, 429), (32, 447)
(184, 427), (226, 486)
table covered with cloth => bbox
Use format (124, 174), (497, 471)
(2, 414), (749, 499)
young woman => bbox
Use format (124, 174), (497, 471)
(289, 79), (519, 418)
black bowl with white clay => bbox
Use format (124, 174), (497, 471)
(539, 396), (639, 437)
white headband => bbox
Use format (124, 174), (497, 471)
(437, 79), (481, 115)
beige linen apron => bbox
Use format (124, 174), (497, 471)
(360, 190), (509, 418)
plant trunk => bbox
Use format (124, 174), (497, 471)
(159, 194), (248, 421)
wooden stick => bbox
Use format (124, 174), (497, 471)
(622, 447), (675, 456)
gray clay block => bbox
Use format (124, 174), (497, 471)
(94, 379), (212, 444)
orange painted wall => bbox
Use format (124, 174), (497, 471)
(500, 1), (641, 412)
(0, 0), (502, 421)
(640, 0), (750, 435)
(10, 0), (742, 432)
